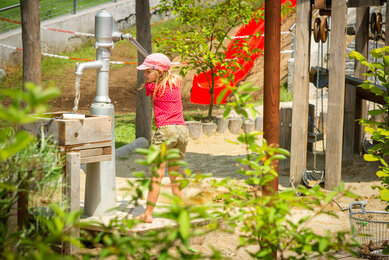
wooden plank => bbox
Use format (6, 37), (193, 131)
(79, 148), (104, 158)
(23, 115), (111, 146)
(343, 83), (356, 164)
(64, 152), (81, 255)
(307, 104), (315, 152)
(347, 0), (382, 8)
(59, 116), (111, 145)
(354, 6), (369, 154)
(290, 0), (312, 187)
(81, 154), (112, 164)
(59, 141), (112, 152)
(279, 109), (287, 170)
(325, 0), (347, 190)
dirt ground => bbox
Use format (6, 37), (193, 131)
(39, 11), (387, 259)
(80, 133), (385, 259)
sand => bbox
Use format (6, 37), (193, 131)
(78, 127), (387, 259)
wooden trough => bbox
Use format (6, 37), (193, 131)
(23, 112), (112, 254)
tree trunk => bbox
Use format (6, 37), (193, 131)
(208, 70), (215, 118)
(20, 0), (41, 88)
(136, 0), (152, 141)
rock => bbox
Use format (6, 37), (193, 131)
(116, 137), (149, 158)
(202, 122), (217, 136)
(0, 69), (5, 81)
(255, 116), (263, 131)
(228, 118), (242, 134)
(216, 116), (228, 133)
(186, 121), (202, 139)
(242, 120), (255, 133)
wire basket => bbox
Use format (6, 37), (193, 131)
(349, 201), (389, 259)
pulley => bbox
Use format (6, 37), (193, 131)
(370, 12), (383, 36)
(313, 16), (329, 43)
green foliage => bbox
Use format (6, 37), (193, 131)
(348, 47), (389, 210)
(280, 83), (293, 102)
(155, 0), (265, 118)
(0, 82), (60, 159)
(0, 83), (70, 259)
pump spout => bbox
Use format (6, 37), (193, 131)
(75, 60), (103, 76)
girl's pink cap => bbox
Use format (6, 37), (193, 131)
(136, 53), (171, 71)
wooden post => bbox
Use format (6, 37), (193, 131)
(20, 0), (41, 87)
(263, 0), (281, 195)
(135, 0), (152, 142)
(63, 152), (81, 255)
(290, 0), (311, 187)
(279, 108), (292, 172)
(343, 83), (356, 164)
(354, 6), (369, 154)
(325, 0), (347, 190)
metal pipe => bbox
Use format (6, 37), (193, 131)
(122, 33), (149, 57)
(76, 9), (116, 217)
(75, 60), (103, 76)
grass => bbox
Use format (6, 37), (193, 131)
(115, 113), (136, 149)
(0, 0), (114, 33)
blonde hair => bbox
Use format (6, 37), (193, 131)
(152, 70), (181, 99)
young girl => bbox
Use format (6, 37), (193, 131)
(136, 53), (189, 223)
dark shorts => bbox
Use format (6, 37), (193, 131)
(152, 125), (189, 160)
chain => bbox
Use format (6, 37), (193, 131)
(313, 40), (321, 172)
(73, 76), (81, 112)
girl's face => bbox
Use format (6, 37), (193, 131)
(144, 69), (159, 83)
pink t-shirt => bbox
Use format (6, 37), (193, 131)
(145, 81), (186, 129)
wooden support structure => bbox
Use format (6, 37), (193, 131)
(290, 0), (311, 187)
(63, 152), (81, 255)
(325, 0), (347, 190)
(343, 83), (356, 164)
(263, 0), (281, 195)
(291, 0), (386, 189)
(279, 108), (292, 172)
(354, 5), (369, 155)
(23, 112), (112, 255)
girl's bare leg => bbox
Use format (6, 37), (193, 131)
(137, 161), (166, 223)
(168, 163), (182, 198)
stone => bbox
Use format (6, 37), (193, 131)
(228, 118), (242, 134)
(215, 116), (228, 133)
(242, 120), (255, 133)
(202, 122), (217, 136)
(186, 121), (202, 139)
(0, 69), (5, 81)
(255, 116), (263, 131)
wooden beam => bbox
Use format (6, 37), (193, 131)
(263, 0), (281, 195)
(290, 0), (312, 187)
(325, 0), (347, 190)
(354, 6), (369, 154)
(347, 0), (382, 8)
(342, 83), (356, 164)
(63, 152), (81, 255)
(136, 0), (152, 142)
